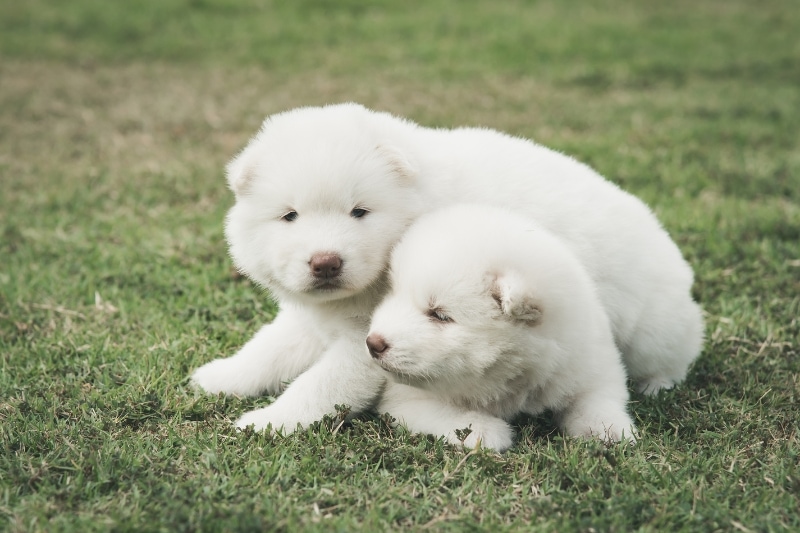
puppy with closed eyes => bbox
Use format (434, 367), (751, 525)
(191, 103), (702, 434)
(368, 204), (637, 451)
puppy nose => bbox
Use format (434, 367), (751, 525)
(366, 333), (390, 359)
(309, 253), (342, 279)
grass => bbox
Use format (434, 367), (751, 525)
(1, 0), (798, 530)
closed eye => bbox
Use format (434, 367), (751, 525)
(350, 207), (369, 219)
(427, 307), (453, 323)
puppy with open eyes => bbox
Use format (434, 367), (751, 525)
(367, 204), (637, 451)
(191, 104), (702, 434)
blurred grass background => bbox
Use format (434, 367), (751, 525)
(1, 0), (798, 531)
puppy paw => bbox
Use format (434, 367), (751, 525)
(235, 405), (300, 434)
(607, 423), (638, 444)
(590, 419), (638, 444)
(190, 357), (264, 397)
(450, 419), (514, 452)
(562, 405), (637, 444)
(235, 401), (319, 435)
(236, 406), (289, 433)
(636, 377), (676, 396)
(569, 419), (637, 444)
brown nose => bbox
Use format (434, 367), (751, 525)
(366, 333), (390, 359)
(309, 253), (342, 279)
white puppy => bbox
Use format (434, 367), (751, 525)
(369, 204), (636, 452)
(190, 103), (703, 434)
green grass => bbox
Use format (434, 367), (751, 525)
(1, 0), (798, 530)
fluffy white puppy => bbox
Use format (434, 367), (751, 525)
(190, 103), (703, 434)
(368, 204), (637, 452)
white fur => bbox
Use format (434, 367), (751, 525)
(370, 204), (637, 451)
(190, 103), (703, 434)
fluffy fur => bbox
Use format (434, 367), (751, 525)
(369, 204), (637, 451)
(190, 103), (703, 434)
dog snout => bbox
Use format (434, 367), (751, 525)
(366, 333), (390, 359)
(309, 252), (343, 279)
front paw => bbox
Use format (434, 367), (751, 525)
(452, 419), (514, 452)
(563, 410), (638, 444)
(636, 376), (676, 396)
(190, 357), (263, 397)
(599, 420), (638, 444)
(235, 404), (309, 435)
(236, 406), (282, 433)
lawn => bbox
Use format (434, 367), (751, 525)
(1, 0), (798, 531)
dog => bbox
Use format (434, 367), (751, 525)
(368, 204), (637, 451)
(190, 103), (703, 434)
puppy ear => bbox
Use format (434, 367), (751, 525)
(376, 144), (416, 184)
(490, 272), (543, 324)
(225, 147), (257, 197)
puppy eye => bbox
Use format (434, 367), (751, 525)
(281, 211), (298, 222)
(427, 308), (453, 323)
(350, 207), (369, 219)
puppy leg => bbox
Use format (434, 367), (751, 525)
(190, 306), (325, 397)
(379, 382), (514, 452)
(235, 333), (385, 433)
(559, 390), (637, 444)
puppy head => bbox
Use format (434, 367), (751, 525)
(223, 104), (425, 304)
(367, 206), (547, 393)
(368, 268), (542, 391)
